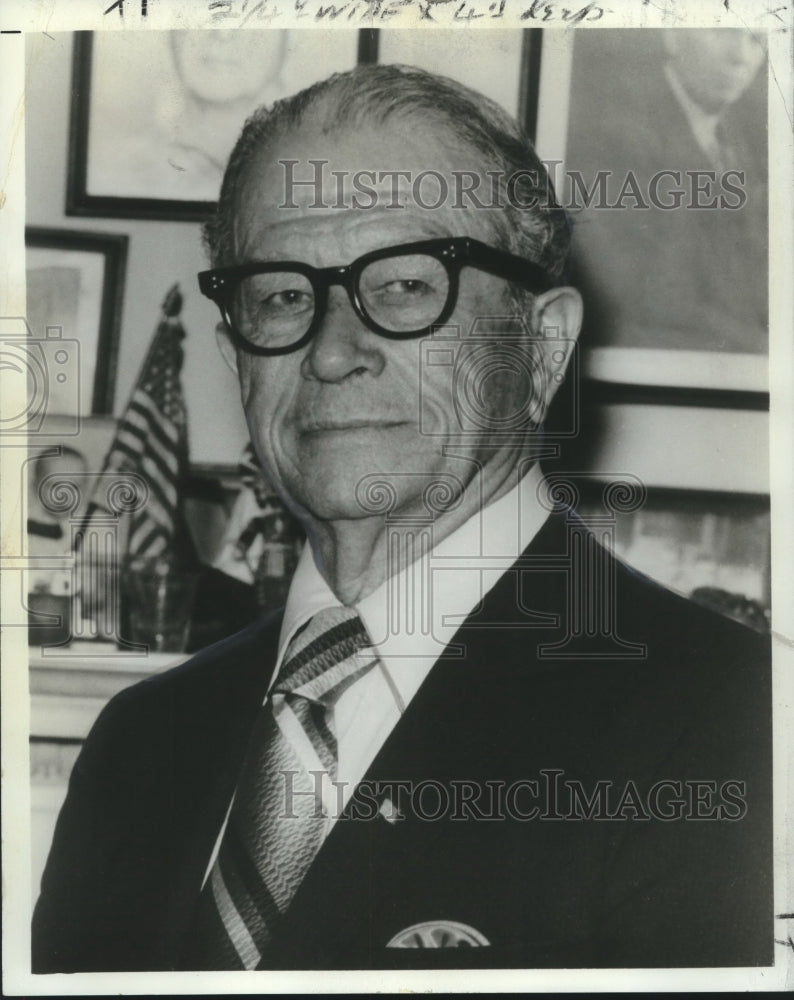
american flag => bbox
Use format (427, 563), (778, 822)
(99, 284), (189, 558)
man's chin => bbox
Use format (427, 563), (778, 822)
(288, 466), (379, 522)
(301, 497), (384, 525)
(292, 469), (423, 523)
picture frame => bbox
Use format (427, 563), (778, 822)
(375, 28), (542, 140)
(66, 28), (543, 223)
(533, 28), (769, 405)
(578, 481), (770, 631)
(66, 29), (374, 222)
(25, 227), (128, 416)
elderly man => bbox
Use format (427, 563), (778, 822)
(33, 64), (771, 972)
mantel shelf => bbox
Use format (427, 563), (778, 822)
(29, 642), (189, 740)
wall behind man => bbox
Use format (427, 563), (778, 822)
(25, 32), (249, 467)
(24, 31), (768, 496)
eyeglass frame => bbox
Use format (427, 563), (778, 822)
(197, 236), (556, 357)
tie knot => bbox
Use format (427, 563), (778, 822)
(274, 606), (373, 704)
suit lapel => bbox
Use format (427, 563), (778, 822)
(164, 613), (283, 961)
(172, 511), (584, 964)
(264, 513), (575, 962)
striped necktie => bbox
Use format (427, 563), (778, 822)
(181, 606), (375, 969)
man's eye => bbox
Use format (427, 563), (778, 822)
(259, 289), (313, 314)
(377, 279), (433, 297)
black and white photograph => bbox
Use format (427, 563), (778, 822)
(25, 227), (128, 414)
(565, 29), (768, 375)
(563, 27), (770, 396)
(68, 29), (362, 218)
(1, 3), (792, 995)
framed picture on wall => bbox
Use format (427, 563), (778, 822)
(543, 29), (769, 401)
(25, 227), (128, 417)
(578, 483), (770, 632)
(66, 28), (544, 223)
(66, 30), (371, 222)
(376, 29), (542, 140)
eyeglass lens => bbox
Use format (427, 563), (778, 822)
(232, 253), (451, 348)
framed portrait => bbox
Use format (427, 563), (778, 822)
(66, 30), (369, 221)
(66, 29), (544, 222)
(377, 29), (542, 140)
(25, 414), (117, 608)
(536, 29), (769, 401)
(25, 227), (128, 416)
(579, 483), (770, 632)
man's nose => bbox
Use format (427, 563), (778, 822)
(300, 286), (386, 383)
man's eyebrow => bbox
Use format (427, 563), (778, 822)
(235, 218), (461, 266)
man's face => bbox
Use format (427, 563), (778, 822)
(172, 30), (286, 104)
(667, 29), (765, 114)
(229, 115), (544, 525)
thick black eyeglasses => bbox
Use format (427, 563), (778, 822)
(198, 237), (555, 356)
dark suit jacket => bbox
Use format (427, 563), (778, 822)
(32, 510), (772, 972)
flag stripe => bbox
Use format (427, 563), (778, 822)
(127, 465), (175, 520)
(129, 522), (166, 556)
(120, 398), (181, 454)
(92, 310), (188, 561)
(111, 435), (178, 500)
(115, 426), (179, 491)
(129, 395), (181, 449)
(112, 438), (178, 514)
(138, 454), (178, 508)
(114, 421), (178, 479)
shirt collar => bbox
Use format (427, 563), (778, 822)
(275, 462), (550, 703)
(664, 63), (722, 154)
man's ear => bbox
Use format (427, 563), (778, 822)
(529, 285), (583, 415)
(214, 321), (239, 375)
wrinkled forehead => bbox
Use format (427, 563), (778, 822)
(230, 106), (509, 258)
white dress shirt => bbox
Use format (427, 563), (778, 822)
(664, 63), (725, 165)
(202, 462), (550, 884)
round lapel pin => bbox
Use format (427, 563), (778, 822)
(387, 920), (490, 948)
